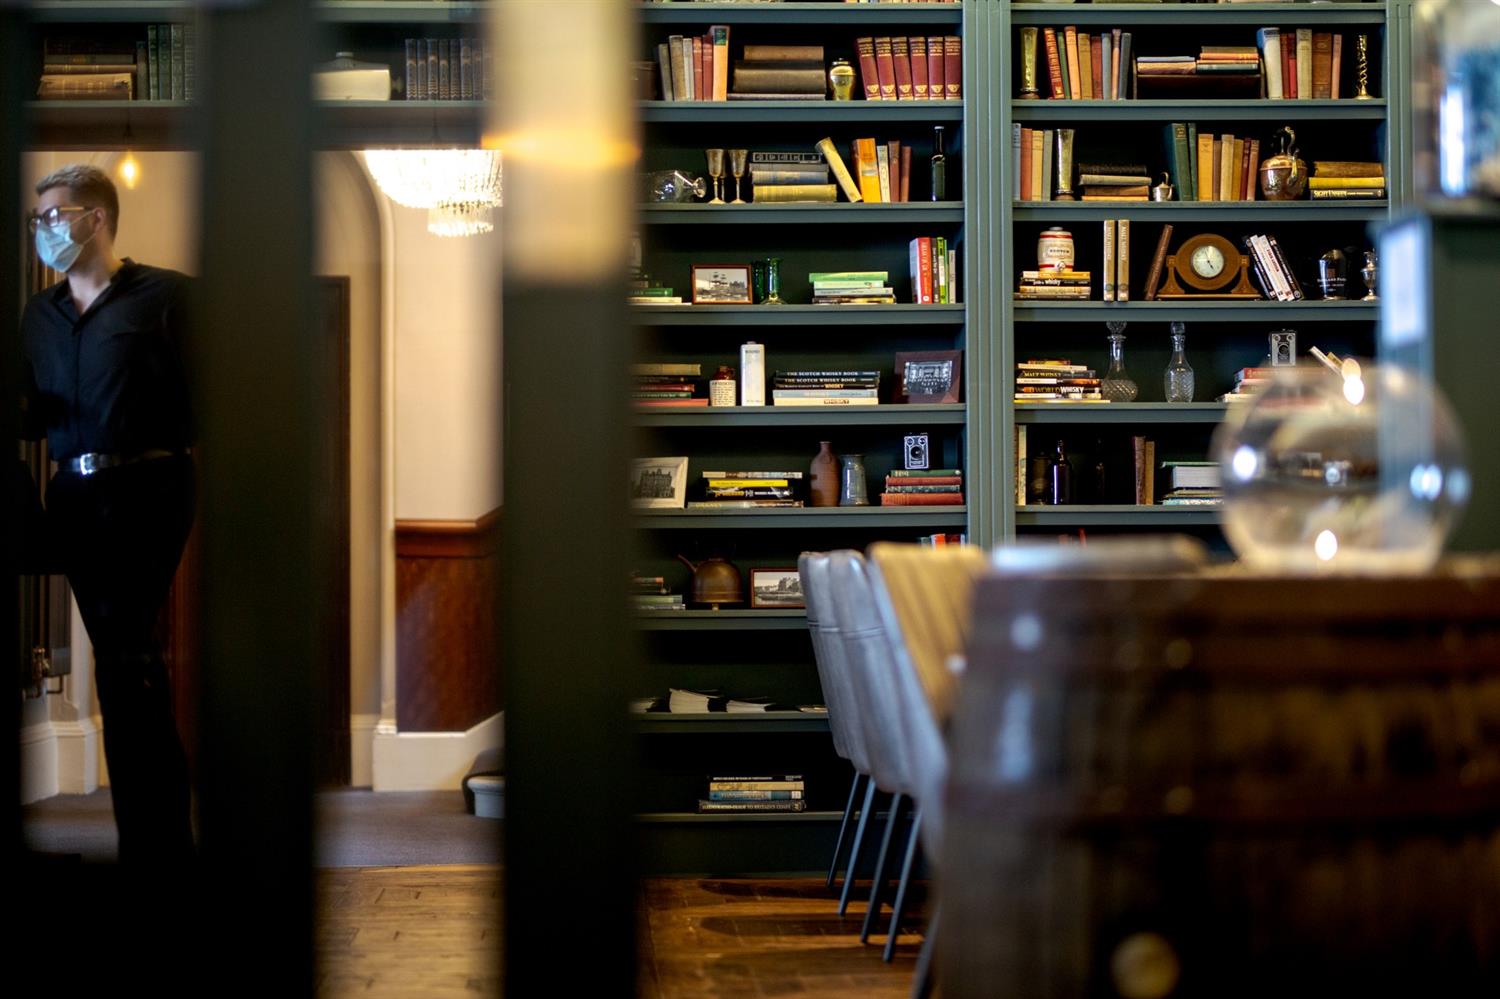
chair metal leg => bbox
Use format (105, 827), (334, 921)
(860, 792), (905, 943)
(910, 906), (938, 999)
(838, 779), (880, 916)
(826, 772), (867, 890)
(883, 807), (922, 962)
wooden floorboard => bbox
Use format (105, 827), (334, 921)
(316, 868), (923, 998)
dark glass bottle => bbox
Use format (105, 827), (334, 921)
(1093, 438), (1108, 504)
(930, 126), (947, 201)
(1049, 439), (1073, 505)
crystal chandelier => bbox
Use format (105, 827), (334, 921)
(362, 149), (503, 237)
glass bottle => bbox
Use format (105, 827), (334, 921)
(1100, 322), (1139, 402)
(809, 441), (840, 508)
(839, 453), (869, 506)
(762, 257), (785, 305)
(709, 365), (736, 407)
(1049, 440), (1073, 505)
(1164, 322), (1196, 403)
(930, 126), (947, 202)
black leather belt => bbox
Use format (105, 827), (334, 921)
(61, 449), (179, 477)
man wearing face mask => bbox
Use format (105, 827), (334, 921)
(21, 164), (195, 867)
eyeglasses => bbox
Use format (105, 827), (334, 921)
(27, 205), (91, 233)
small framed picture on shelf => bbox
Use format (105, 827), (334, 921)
(691, 264), (754, 305)
(630, 456), (689, 509)
(749, 568), (805, 610)
(895, 349), (963, 404)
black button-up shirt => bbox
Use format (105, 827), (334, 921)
(21, 259), (193, 462)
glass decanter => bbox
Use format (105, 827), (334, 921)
(1164, 322), (1196, 403)
(762, 257), (785, 305)
(1100, 322), (1139, 402)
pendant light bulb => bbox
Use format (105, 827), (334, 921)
(118, 151), (141, 190)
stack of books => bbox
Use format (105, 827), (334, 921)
(750, 151), (837, 205)
(699, 775), (807, 814)
(402, 38), (492, 100)
(917, 532), (968, 546)
(855, 35), (961, 101)
(1242, 234), (1305, 301)
(670, 689), (783, 714)
(1015, 270), (1091, 301)
(1038, 26), (1133, 101)
(1256, 28), (1351, 101)
(849, 137), (915, 203)
(632, 362), (705, 407)
(811, 271), (896, 305)
(629, 286), (684, 306)
(907, 240), (957, 304)
(39, 28), (196, 102)
(1014, 359), (1105, 403)
(656, 26), (729, 102)
(1219, 365), (1275, 403)
(1308, 160), (1386, 201)
(1080, 164), (1152, 201)
(1160, 461), (1222, 507)
(772, 370), (880, 407)
(1196, 46), (1260, 77)
(880, 468), (964, 507)
(689, 470), (804, 509)
(730, 43), (825, 101)
(631, 573), (685, 613)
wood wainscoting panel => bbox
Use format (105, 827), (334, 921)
(395, 509), (502, 732)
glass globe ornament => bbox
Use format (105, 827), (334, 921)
(1210, 363), (1470, 574)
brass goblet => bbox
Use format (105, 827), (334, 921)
(729, 149), (748, 204)
(705, 148), (725, 204)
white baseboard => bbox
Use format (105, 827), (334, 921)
(52, 717), (103, 795)
(19, 722), (58, 804)
(350, 713), (379, 788)
(371, 711), (503, 792)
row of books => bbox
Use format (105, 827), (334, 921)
(1014, 359), (1103, 403)
(772, 370), (880, 407)
(689, 470), (804, 509)
(1242, 232), (1305, 302)
(1016, 269), (1093, 302)
(917, 532), (968, 546)
(38, 28), (193, 102)
(908, 239), (958, 305)
(654, 27), (730, 101)
(700, 774), (807, 815)
(855, 36), (962, 101)
(1032, 26), (1133, 102)
(879, 469), (963, 507)
(1257, 27), (1356, 101)
(402, 38), (494, 102)
(812, 270), (897, 306)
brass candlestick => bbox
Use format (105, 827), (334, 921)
(1354, 34), (1374, 100)
(1019, 27), (1041, 99)
(1053, 128), (1077, 200)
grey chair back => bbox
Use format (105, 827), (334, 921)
(827, 550), (915, 797)
(799, 552), (870, 777)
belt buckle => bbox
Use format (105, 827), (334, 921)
(78, 453), (101, 476)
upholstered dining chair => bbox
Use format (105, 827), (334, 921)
(798, 552), (875, 896)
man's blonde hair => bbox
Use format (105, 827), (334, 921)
(36, 163), (119, 238)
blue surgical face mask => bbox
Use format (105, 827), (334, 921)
(34, 215), (93, 273)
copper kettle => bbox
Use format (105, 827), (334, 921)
(1259, 125), (1307, 201)
(676, 553), (743, 609)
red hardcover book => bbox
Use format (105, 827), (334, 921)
(1238, 139), (1252, 201)
(1043, 28), (1065, 100)
(1246, 138), (1261, 201)
(892, 36), (913, 100)
(880, 492), (964, 506)
(703, 32), (714, 102)
(874, 37), (897, 101)
(1092, 34), (1104, 101)
(910, 37), (929, 99)
(884, 476), (962, 487)
(943, 35), (961, 99)
(915, 236), (934, 303)
(855, 38), (880, 100)
(1019, 126), (1034, 201)
(888, 140), (903, 202)
(1283, 33), (1296, 100)
(900, 145), (912, 202)
(1331, 34), (1343, 99)
(691, 36), (704, 101)
(927, 35), (945, 101)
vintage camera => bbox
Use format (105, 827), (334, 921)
(903, 433), (930, 471)
(1269, 329), (1297, 366)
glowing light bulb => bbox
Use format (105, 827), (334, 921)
(117, 152), (141, 190)
(1314, 530), (1339, 562)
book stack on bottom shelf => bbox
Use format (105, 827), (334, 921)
(881, 468), (963, 507)
(700, 775), (807, 815)
(1161, 460), (1222, 508)
(690, 470), (805, 510)
(1015, 269), (1092, 301)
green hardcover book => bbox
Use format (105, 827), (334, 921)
(1186, 122), (1199, 198)
(147, 24), (160, 100)
(933, 236), (948, 304)
(1057, 33), (1071, 100)
(807, 271), (888, 283)
(1169, 122), (1194, 202)
(884, 484), (962, 493)
(170, 23), (184, 101)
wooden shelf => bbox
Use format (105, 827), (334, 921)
(634, 712), (831, 735)
(1015, 504), (1221, 527)
(636, 404), (966, 428)
(1011, 300), (1378, 323)
(26, 101), (190, 151)
(631, 304), (965, 326)
(638, 2), (963, 26)
(641, 99), (964, 123)
(1009, 99), (1388, 122)
(1014, 403), (1228, 424)
(640, 202), (964, 225)
(1010, 3), (1387, 27)
(638, 506), (967, 529)
(635, 610), (807, 631)
(1011, 201), (1389, 222)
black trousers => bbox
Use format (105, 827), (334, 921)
(47, 453), (195, 865)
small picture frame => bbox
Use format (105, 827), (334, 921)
(750, 567), (805, 609)
(691, 264), (754, 305)
(895, 349), (962, 404)
(630, 456), (689, 509)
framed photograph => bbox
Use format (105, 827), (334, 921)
(631, 456), (689, 509)
(895, 349), (963, 404)
(691, 264), (754, 305)
(750, 567), (805, 609)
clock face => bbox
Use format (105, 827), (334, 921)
(1190, 244), (1225, 279)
